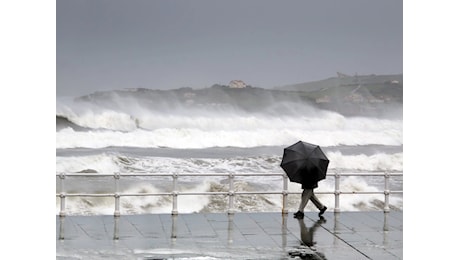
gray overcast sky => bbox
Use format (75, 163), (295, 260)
(57, 0), (402, 97)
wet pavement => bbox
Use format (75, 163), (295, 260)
(56, 211), (402, 259)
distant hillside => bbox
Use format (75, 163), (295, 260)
(76, 84), (317, 114)
(75, 75), (403, 118)
(274, 73), (403, 93)
(272, 73), (403, 116)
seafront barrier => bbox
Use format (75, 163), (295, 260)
(56, 171), (403, 217)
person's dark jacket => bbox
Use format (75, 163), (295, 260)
(301, 169), (318, 189)
(301, 181), (318, 189)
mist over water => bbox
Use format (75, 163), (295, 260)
(56, 88), (403, 215)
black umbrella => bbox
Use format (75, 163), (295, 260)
(280, 141), (329, 185)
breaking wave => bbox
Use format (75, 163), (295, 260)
(56, 114), (402, 149)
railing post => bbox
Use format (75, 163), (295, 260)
(59, 193), (66, 217)
(114, 172), (120, 217)
(334, 170), (341, 213)
(282, 174), (288, 215)
(59, 172), (66, 217)
(114, 193), (121, 217)
(172, 173), (178, 215)
(228, 173), (235, 214)
(384, 172), (390, 213)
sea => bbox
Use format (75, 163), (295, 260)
(56, 89), (403, 216)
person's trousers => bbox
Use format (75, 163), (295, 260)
(298, 189), (324, 212)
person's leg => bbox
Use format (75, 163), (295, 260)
(309, 192), (324, 210)
(298, 189), (313, 212)
(310, 191), (327, 216)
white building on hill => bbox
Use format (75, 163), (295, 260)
(228, 80), (247, 88)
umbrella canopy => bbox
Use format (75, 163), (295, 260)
(280, 141), (329, 185)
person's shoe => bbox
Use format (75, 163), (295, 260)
(293, 211), (304, 219)
(318, 206), (327, 217)
(318, 216), (326, 223)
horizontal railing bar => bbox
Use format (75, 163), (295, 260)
(55, 173), (285, 177)
(56, 172), (403, 177)
(59, 193), (115, 197)
(336, 173), (403, 177)
(57, 190), (403, 197)
(56, 173), (286, 176)
(292, 191), (404, 195)
(172, 192), (229, 196)
(333, 191), (403, 195)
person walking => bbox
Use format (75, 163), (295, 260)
(293, 174), (327, 219)
(280, 141), (329, 220)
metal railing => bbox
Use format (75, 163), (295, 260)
(56, 171), (403, 217)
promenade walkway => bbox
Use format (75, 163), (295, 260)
(56, 211), (402, 259)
